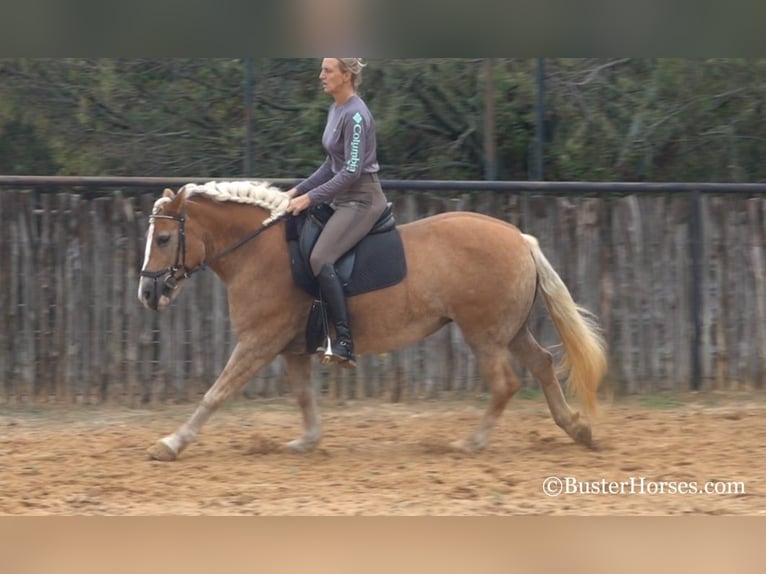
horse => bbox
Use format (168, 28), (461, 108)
(137, 181), (607, 461)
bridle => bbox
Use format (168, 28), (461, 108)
(139, 209), (287, 291)
(139, 212), (191, 291)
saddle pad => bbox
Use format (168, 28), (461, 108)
(286, 209), (407, 298)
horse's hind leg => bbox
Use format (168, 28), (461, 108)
(282, 353), (321, 453)
(509, 327), (592, 446)
(453, 346), (521, 453)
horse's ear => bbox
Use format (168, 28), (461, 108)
(163, 188), (175, 199)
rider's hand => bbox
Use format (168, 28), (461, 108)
(286, 194), (311, 215)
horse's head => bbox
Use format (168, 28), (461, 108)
(138, 180), (291, 311)
(138, 186), (202, 311)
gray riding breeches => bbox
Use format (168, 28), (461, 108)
(309, 173), (388, 276)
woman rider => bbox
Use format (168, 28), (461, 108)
(285, 58), (388, 368)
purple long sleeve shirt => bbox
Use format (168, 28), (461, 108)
(295, 95), (380, 205)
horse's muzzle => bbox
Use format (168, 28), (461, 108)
(138, 273), (177, 311)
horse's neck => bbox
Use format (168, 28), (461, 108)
(192, 202), (285, 284)
(198, 201), (266, 241)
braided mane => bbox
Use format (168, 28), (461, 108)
(154, 180), (291, 225)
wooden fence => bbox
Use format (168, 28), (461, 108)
(1, 183), (765, 405)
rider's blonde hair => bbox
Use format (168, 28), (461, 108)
(336, 58), (367, 89)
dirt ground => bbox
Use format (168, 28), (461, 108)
(1, 392), (764, 515)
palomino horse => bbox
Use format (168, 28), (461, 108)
(138, 181), (607, 461)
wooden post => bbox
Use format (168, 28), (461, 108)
(688, 189), (703, 391)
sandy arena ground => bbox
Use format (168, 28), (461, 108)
(1, 392), (764, 515)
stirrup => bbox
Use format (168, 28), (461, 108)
(318, 337), (356, 369)
(317, 335), (332, 360)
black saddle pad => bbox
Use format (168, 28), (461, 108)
(285, 203), (407, 298)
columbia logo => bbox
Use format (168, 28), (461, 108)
(347, 112), (363, 173)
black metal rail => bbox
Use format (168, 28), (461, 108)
(1, 175), (766, 194)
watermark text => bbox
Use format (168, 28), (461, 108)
(542, 476), (745, 497)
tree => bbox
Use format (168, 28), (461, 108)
(1, 58), (765, 183)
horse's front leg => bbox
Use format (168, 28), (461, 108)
(147, 342), (272, 461)
(282, 353), (321, 453)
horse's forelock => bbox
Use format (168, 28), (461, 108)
(152, 185), (196, 215)
(151, 196), (173, 214)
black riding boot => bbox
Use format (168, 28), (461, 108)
(317, 263), (356, 368)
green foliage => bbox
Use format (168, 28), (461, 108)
(0, 58), (765, 182)
(0, 118), (59, 174)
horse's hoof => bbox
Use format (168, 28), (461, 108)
(286, 439), (311, 453)
(450, 440), (470, 453)
(571, 423), (593, 448)
(450, 438), (485, 454)
(147, 441), (177, 461)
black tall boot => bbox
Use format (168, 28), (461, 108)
(317, 263), (356, 368)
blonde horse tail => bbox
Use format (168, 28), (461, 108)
(522, 233), (607, 416)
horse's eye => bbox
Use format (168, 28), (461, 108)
(157, 235), (171, 247)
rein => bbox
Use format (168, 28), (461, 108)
(140, 211), (288, 289)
